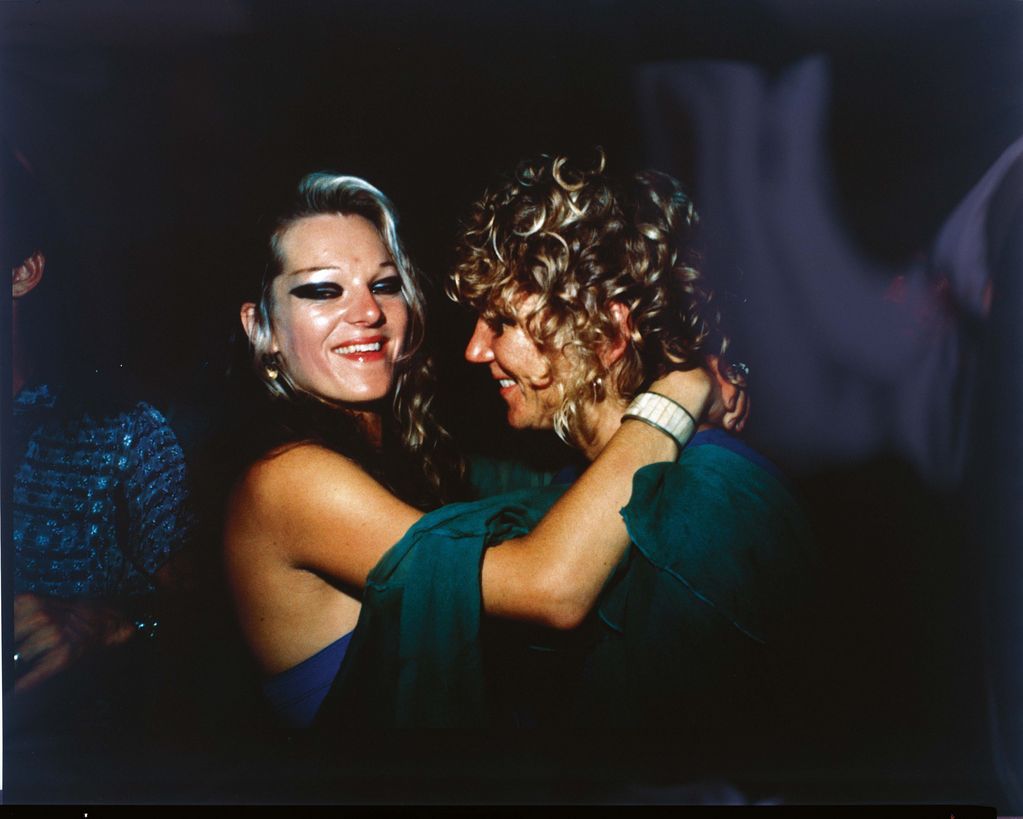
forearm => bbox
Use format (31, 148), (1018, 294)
(480, 366), (715, 628)
(480, 417), (679, 628)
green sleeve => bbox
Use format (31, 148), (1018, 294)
(613, 444), (815, 643)
(466, 452), (560, 498)
(314, 486), (567, 733)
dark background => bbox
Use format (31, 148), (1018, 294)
(2, 0), (1021, 807)
(4, 0), (1019, 437)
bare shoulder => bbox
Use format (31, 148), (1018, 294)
(234, 442), (365, 509)
(226, 442), (423, 585)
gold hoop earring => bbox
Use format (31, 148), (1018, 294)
(262, 354), (279, 381)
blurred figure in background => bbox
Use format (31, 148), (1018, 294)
(3, 140), (197, 799)
(637, 56), (996, 487)
(635, 55), (1023, 808)
(960, 134), (1023, 814)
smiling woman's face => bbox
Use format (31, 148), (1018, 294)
(463, 296), (567, 432)
(268, 213), (409, 404)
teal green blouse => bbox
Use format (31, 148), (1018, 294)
(316, 435), (814, 755)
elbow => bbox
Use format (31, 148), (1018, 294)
(540, 604), (588, 631)
(530, 572), (591, 631)
(484, 542), (595, 630)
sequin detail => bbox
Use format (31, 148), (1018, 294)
(12, 384), (195, 598)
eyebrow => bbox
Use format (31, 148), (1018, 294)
(285, 261), (397, 277)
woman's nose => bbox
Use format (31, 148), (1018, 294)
(464, 317), (495, 363)
(345, 286), (383, 326)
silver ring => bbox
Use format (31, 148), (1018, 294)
(729, 362), (750, 381)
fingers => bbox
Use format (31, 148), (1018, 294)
(736, 393), (750, 432)
(734, 391), (749, 430)
(704, 354), (752, 433)
(705, 355), (736, 411)
(649, 368), (713, 420)
(14, 643), (72, 693)
(720, 378), (740, 414)
(12, 611), (65, 692)
(708, 355), (744, 415)
(12, 593), (42, 641)
(722, 391), (750, 433)
(14, 606), (61, 670)
(106, 618), (136, 647)
(11, 594), (106, 691)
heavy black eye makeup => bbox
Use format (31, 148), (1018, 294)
(290, 282), (343, 300)
(288, 269), (400, 301)
(370, 275), (403, 296)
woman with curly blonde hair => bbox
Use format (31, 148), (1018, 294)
(451, 149), (746, 452)
(437, 151), (814, 784)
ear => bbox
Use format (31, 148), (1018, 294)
(240, 302), (278, 352)
(12, 251), (45, 299)
(240, 302), (258, 341)
(599, 301), (632, 368)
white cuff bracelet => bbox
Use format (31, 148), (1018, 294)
(622, 391), (697, 455)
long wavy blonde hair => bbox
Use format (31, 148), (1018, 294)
(246, 172), (462, 504)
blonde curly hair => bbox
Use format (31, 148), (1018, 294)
(449, 150), (734, 449)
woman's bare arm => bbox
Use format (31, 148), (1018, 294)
(480, 368), (713, 629)
(225, 445), (424, 590)
(227, 369), (716, 629)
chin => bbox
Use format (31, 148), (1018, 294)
(509, 415), (548, 432)
(339, 389), (390, 405)
(304, 382), (390, 405)
(505, 409), (531, 429)
(333, 378), (395, 404)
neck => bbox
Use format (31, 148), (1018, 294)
(578, 393), (713, 461)
(350, 408), (384, 449)
(579, 395), (630, 461)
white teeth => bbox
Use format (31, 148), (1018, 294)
(334, 341), (382, 355)
(498, 379), (515, 389)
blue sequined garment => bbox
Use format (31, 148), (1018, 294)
(12, 384), (195, 598)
